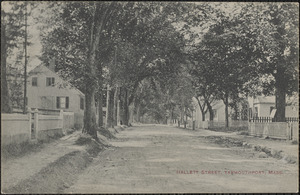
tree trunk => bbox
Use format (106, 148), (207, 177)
(206, 100), (214, 121)
(1, 11), (12, 113)
(123, 88), (129, 126)
(195, 97), (206, 121)
(136, 104), (140, 122)
(83, 3), (112, 139)
(113, 86), (119, 126)
(105, 86), (114, 128)
(83, 85), (98, 138)
(180, 109), (183, 124)
(119, 87), (124, 125)
(97, 88), (103, 127)
(129, 105), (134, 124)
(223, 94), (229, 128)
(184, 112), (187, 129)
(105, 85), (110, 128)
(23, 4), (28, 114)
(109, 88), (114, 127)
(275, 70), (286, 122)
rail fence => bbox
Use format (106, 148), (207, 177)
(249, 117), (299, 123)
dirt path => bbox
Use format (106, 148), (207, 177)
(65, 125), (298, 193)
(1, 131), (84, 191)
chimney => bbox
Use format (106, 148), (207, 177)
(49, 58), (56, 72)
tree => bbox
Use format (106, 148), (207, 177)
(39, 2), (119, 139)
(176, 2), (228, 123)
(1, 2), (32, 113)
(105, 2), (186, 125)
(40, 2), (186, 132)
(187, 12), (260, 127)
(190, 60), (216, 122)
(240, 3), (299, 121)
(1, 6), (11, 113)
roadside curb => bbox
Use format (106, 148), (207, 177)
(204, 135), (298, 164)
(177, 125), (297, 164)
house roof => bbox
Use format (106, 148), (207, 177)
(211, 100), (224, 110)
(29, 64), (50, 75)
(254, 96), (275, 104)
(29, 64), (85, 97)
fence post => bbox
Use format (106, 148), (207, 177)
(34, 108), (39, 139)
(27, 107), (31, 138)
(290, 123), (293, 140)
(60, 109), (64, 129)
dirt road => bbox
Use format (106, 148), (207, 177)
(65, 125), (298, 193)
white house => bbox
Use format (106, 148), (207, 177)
(192, 97), (249, 129)
(27, 63), (85, 128)
(192, 98), (230, 129)
(248, 95), (298, 118)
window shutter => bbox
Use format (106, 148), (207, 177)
(56, 97), (60, 108)
(52, 78), (55, 86)
(66, 97), (69, 109)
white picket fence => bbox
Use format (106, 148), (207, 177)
(1, 108), (74, 146)
(248, 121), (299, 141)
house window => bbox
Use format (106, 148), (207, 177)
(56, 96), (69, 109)
(213, 109), (217, 119)
(80, 97), (84, 110)
(32, 77), (37, 86)
(46, 77), (55, 86)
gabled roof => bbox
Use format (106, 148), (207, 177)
(211, 100), (224, 110)
(29, 64), (55, 76)
(29, 64), (85, 97)
(255, 96), (275, 104)
(258, 96), (275, 103)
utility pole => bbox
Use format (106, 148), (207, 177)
(23, 2), (28, 114)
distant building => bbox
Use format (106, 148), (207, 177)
(192, 98), (248, 129)
(248, 95), (298, 118)
(192, 99), (227, 126)
(27, 63), (85, 128)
